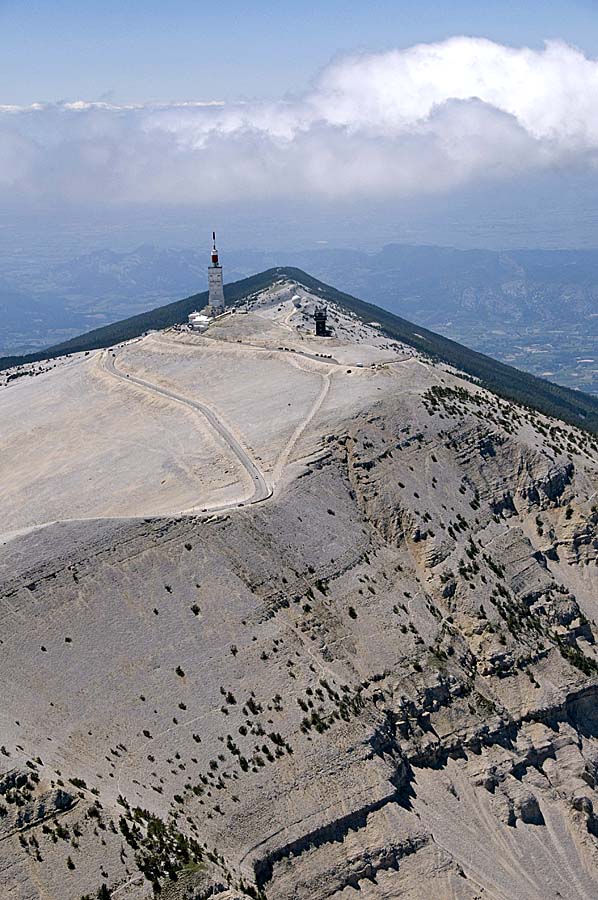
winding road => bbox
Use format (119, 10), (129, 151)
(103, 350), (271, 512)
(0, 333), (333, 545)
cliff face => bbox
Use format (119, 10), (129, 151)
(1, 288), (598, 899)
(1, 382), (597, 899)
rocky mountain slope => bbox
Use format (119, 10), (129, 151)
(1, 281), (598, 899)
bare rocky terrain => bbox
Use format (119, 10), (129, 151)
(1, 281), (598, 899)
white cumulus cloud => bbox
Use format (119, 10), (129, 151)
(2, 36), (598, 207)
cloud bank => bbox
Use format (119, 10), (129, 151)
(3, 37), (598, 207)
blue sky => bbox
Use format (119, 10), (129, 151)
(4, 0), (598, 253)
(2, 0), (598, 104)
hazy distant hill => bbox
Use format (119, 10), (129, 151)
(295, 244), (598, 327)
(6, 242), (598, 328)
(30, 242), (598, 330)
(0, 246), (207, 354)
(42, 244), (206, 303)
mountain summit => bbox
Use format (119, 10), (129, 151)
(1, 275), (598, 898)
(3, 267), (598, 432)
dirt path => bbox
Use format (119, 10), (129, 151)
(140, 331), (336, 495)
(272, 367), (332, 487)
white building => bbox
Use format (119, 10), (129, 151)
(187, 311), (211, 332)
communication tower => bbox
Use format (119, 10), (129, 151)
(207, 231), (225, 316)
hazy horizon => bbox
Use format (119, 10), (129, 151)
(4, 2), (598, 261)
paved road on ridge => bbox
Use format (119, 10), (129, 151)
(0, 337), (328, 545)
(103, 349), (270, 511)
